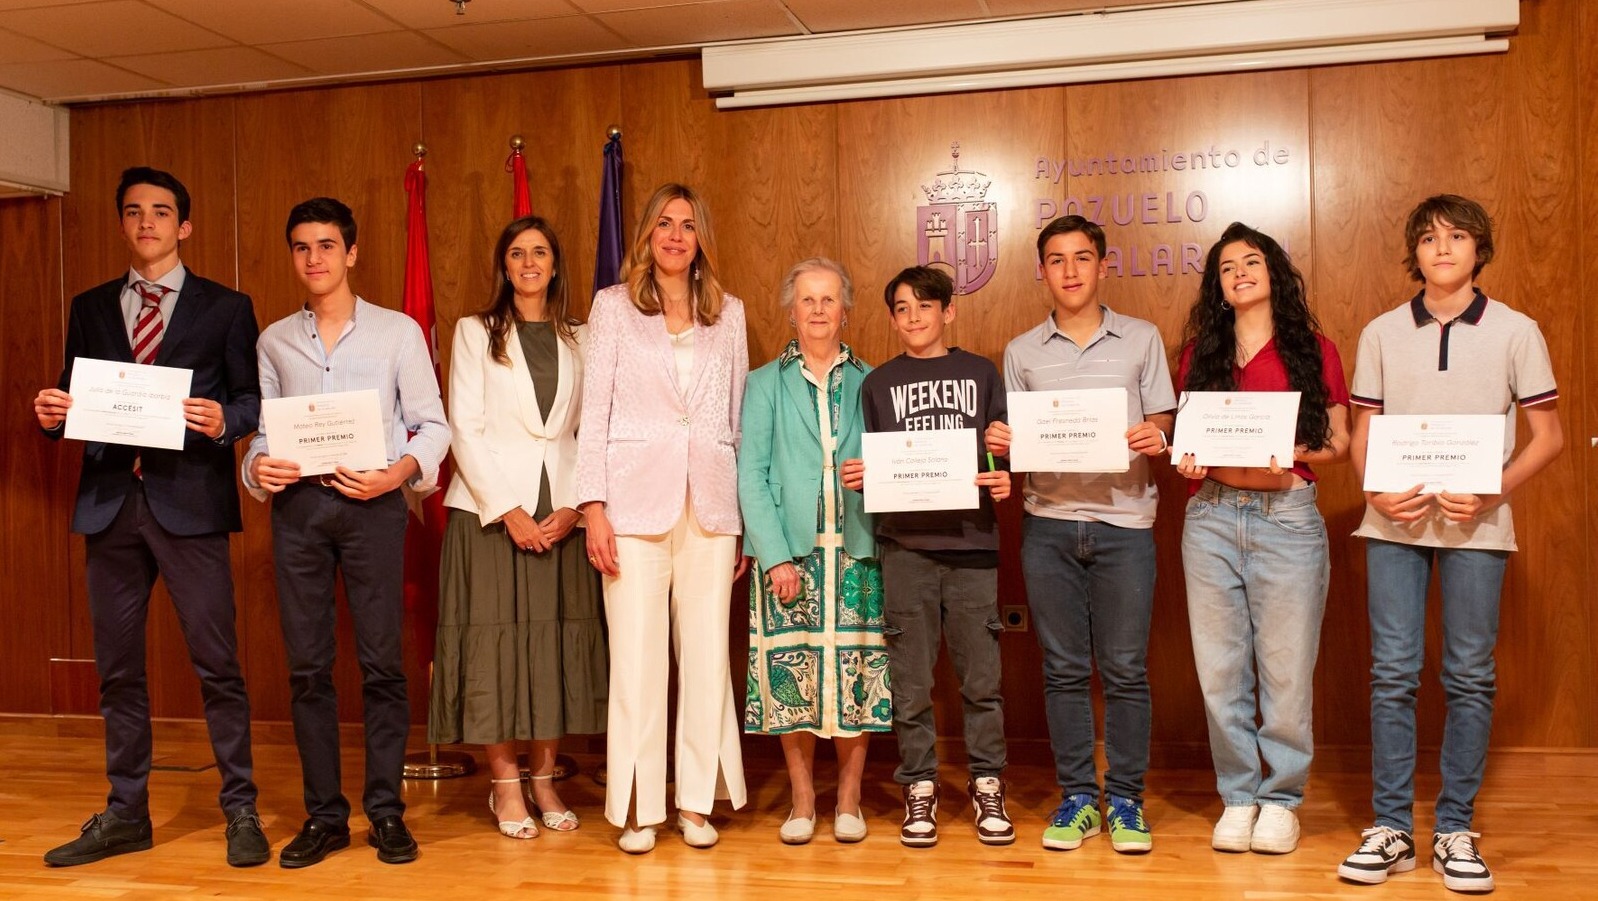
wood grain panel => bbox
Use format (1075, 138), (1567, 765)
(6, 0), (1591, 754)
(1065, 69), (1315, 751)
(1311, 0), (1589, 750)
(620, 59), (841, 366)
(1576, 0), (1598, 749)
(419, 65), (622, 378)
(233, 81), (425, 723)
(0, 196), (70, 714)
(836, 86), (1067, 743)
(62, 98), (244, 683)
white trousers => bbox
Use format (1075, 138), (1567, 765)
(603, 507), (748, 828)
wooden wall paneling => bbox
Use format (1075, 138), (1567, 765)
(1063, 70), (1316, 753)
(1492, 0), (1593, 748)
(835, 87), (1067, 369)
(619, 59), (842, 366)
(419, 65), (622, 380)
(0, 196), (70, 713)
(233, 82), (425, 723)
(1311, 0), (1589, 750)
(1576, 0), (1598, 748)
(835, 86), (1068, 745)
(58, 99), (243, 719)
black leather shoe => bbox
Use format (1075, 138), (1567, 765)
(43, 810), (153, 867)
(367, 815), (418, 864)
(278, 819), (350, 869)
(224, 806), (270, 867)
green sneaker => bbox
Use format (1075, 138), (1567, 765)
(1107, 796), (1152, 853)
(1041, 793), (1100, 850)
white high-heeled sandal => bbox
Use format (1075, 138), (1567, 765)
(489, 777), (539, 839)
(527, 773), (579, 832)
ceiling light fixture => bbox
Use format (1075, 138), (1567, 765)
(451, 0), (470, 16)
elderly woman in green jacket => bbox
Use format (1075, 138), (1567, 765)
(739, 257), (888, 846)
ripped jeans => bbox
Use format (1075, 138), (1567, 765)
(879, 540), (1008, 785)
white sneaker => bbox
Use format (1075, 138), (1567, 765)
(1433, 831), (1494, 893)
(1337, 825), (1417, 884)
(1250, 804), (1300, 854)
(1211, 804), (1257, 852)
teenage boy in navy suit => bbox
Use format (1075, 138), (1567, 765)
(34, 166), (267, 868)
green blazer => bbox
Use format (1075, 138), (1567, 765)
(737, 344), (875, 574)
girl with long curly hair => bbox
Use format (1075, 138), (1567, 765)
(1173, 222), (1349, 856)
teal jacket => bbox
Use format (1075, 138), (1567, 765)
(737, 344), (876, 574)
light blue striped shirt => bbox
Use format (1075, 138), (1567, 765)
(244, 297), (450, 501)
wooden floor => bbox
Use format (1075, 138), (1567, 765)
(2, 717), (1595, 900)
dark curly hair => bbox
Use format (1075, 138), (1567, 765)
(1180, 222), (1332, 450)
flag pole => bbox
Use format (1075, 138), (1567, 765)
(400, 139), (474, 781)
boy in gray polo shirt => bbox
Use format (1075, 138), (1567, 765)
(984, 215), (1175, 853)
(1337, 195), (1561, 894)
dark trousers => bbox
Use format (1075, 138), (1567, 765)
(271, 483), (409, 825)
(879, 541), (1007, 785)
(84, 481), (256, 820)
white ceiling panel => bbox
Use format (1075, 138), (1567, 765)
(153, 0), (401, 45)
(424, 14), (631, 59)
(262, 29), (471, 76)
(4, 0), (232, 57)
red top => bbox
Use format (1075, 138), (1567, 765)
(1177, 333), (1350, 489)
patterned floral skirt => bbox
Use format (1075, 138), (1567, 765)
(744, 532), (891, 737)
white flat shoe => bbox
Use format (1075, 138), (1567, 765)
(618, 825), (656, 854)
(780, 810), (815, 844)
(678, 814), (719, 848)
(833, 809), (868, 843)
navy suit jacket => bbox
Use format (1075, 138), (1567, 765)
(47, 272), (260, 537)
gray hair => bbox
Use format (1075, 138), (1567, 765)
(778, 257), (854, 311)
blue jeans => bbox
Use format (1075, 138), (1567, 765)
(879, 541), (1007, 784)
(1022, 516), (1154, 803)
(1183, 481), (1327, 809)
(1366, 538), (1507, 834)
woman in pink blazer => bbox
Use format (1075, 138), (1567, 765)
(431, 217), (606, 839)
(576, 183), (749, 853)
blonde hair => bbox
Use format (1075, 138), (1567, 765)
(623, 183), (726, 325)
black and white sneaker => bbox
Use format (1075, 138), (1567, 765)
(1337, 825), (1417, 884)
(967, 776), (1015, 845)
(900, 780), (939, 847)
(1433, 831), (1494, 893)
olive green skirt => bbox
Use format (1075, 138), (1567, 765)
(428, 508), (607, 744)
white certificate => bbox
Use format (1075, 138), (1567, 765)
(63, 357), (193, 450)
(1173, 391), (1300, 467)
(862, 428), (979, 513)
(262, 390), (388, 476)
(1363, 414), (1505, 494)
(1008, 388), (1129, 473)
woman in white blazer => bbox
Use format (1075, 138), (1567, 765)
(576, 183), (749, 853)
(430, 217), (607, 840)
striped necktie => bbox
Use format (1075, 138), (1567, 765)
(132, 281), (169, 365)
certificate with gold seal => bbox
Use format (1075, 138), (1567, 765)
(261, 389), (387, 476)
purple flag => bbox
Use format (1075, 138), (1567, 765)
(593, 132), (624, 296)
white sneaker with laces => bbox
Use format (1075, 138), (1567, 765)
(1433, 831), (1494, 893)
(1250, 804), (1300, 854)
(1337, 825), (1417, 884)
(1211, 804), (1257, 852)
